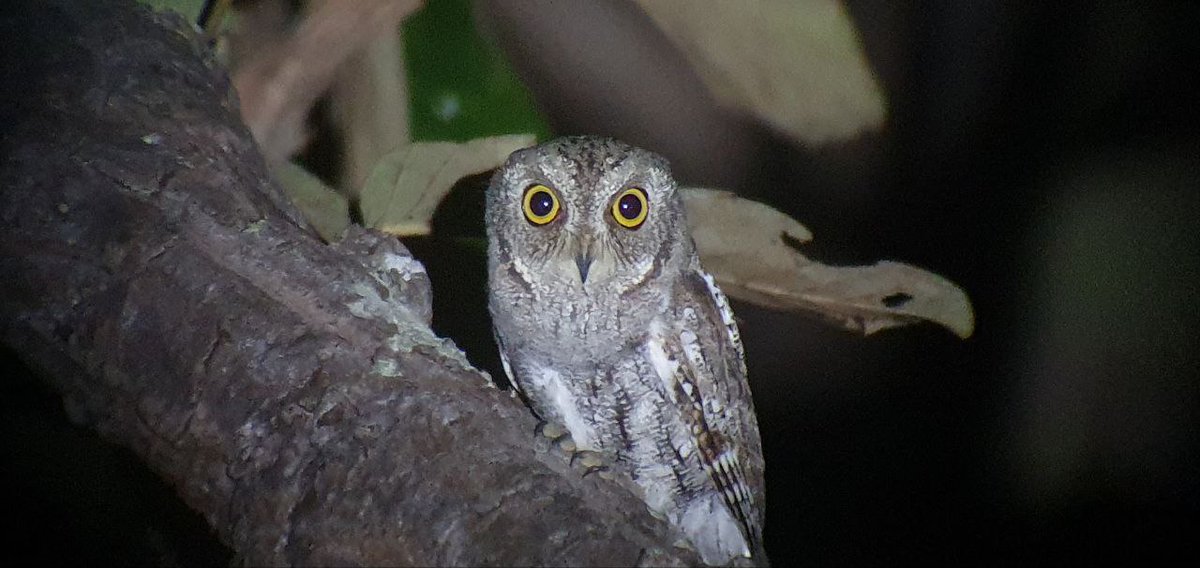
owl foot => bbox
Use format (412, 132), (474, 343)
(534, 420), (614, 479)
(534, 419), (575, 454)
(572, 450), (613, 479)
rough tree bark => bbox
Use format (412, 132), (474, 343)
(0, 1), (697, 565)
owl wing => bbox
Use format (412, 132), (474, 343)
(493, 329), (518, 391)
(646, 269), (766, 561)
(492, 330), (550, 420)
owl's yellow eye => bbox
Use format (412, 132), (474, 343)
(611, 187), (648, 229)
(522, 184), (560, 225)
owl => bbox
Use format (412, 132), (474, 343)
(486, 136), (766, 565)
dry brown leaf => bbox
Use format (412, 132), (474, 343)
(330, 12), (411, 196)
(232, 0), (422, 164)
(636, 0), (886, 145)
(683, 188), (974, 338)
(360, 135), (536, 237)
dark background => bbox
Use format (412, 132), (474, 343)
(3, 1), (1198, 565)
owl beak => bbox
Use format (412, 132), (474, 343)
(574, 252), (594, 284)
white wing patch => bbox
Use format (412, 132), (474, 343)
(494, 333), (517, 388)
(645, 299), (757, 563)
(525, 364), (595, 450)
(645, 318), (682, 401)
(679, 492), (752, 563)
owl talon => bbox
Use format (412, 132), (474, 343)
(533, 420), (578, 455)
(533, 421), (609, 475)
(580, 460), (613, 477)
(535, 420), (568, 441)
(554, 435), (577, 454)
(581, 465), (610, 478)
(568, 449), (611, 479)
(570, 449), (605, 470)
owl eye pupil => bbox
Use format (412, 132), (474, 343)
(522, 184), (560, 225)
(611, 187), (649, 229)
(618, 193), (642, 220)
(529, 191), (554, 217)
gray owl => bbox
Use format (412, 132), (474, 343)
(486, 136), (766, 565)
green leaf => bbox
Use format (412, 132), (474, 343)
(403, 0), (551, 142)
(273, 161), (351, 243)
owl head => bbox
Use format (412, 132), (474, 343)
(486, 136), (691, 292)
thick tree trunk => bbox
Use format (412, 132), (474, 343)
(0, 1), (694, 565)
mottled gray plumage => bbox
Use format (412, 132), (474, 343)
(486, 136), (765, 565)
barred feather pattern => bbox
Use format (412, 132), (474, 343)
(485, 136), (766, 565)
(645, 270), (765, 561)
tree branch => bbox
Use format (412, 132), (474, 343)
(0, 1), (695, 565)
